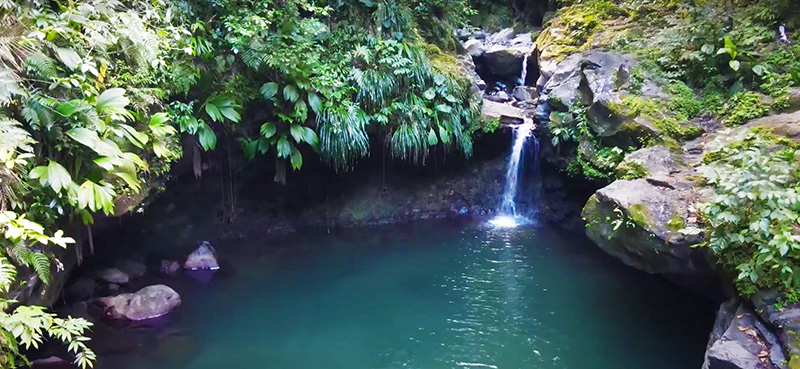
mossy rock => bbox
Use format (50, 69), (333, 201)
(582, 178), (718, 294)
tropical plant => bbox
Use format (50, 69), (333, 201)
(699, 131), (800, 293)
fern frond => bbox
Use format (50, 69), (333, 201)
(0, 255), (17, 293)
(0, 118), (33, 152)
(24, 52), (57, 80)
(29, 252), (51, 285)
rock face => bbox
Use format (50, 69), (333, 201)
(581, 146), (719, 294)
(184, 241), (219, 270)
(463, 28), (538, 88)
(751, 292), (800, 367)
(704, 300), (787, 369)
(98, 285), (181, 321)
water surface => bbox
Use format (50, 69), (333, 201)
(97, 220), (714, 369)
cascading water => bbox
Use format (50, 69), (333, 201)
(490, 118), (537, 228)
(519, 54), (529, 86)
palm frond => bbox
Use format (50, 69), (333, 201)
(0, 118), (33, 152)
(316, 103), (370, 172)
(24, 52), (57, 81)
(0, 255), (16, 293)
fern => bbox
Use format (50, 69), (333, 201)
(0, 118), (33, 152)
(29, 252), (51, 285)
(9, 244), (51, 285)
(0, 255), (16, 293)
(24, 52), (57, 80)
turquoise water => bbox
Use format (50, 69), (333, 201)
(96, 220), (714, 369)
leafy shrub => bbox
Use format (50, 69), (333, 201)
(699, 132), (800, 292)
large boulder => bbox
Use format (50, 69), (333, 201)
(482, 47), (525, 81)
(184, 241), (219, 270)
(98, 285), (181, 322)
(703, 300), (787, 369)
(581, 147), (719, 294)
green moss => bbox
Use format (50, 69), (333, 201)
(627, 203), (651, 227)
(615, 159), (649, 180)
(536, 0), (628, 62)
(666, 213), (685, 232)
(772, 95), (791, 111)
(653, 118), (704, 141)
(723, 91), (770, 126)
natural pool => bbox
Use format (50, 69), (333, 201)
(95, 219), (715, 369)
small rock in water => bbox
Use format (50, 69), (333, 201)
(31, 356), (72, 369)
(114, 258), (147, 279)
(98, 285), (181, 322)
(95, 267), (129, 284)
(184, 241), (219, 271)
(486, 91), (511, 103)
(161, 260), (181, 275)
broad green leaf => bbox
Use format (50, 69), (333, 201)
(149, 112), (176, 136)
(67, 128), (123, 157)
(302, 127), (319, 149)
(753, 64), (766, 76)
(117, 124), (149, 149)
(204, 95), (240, 123)
(242, 139), (258, 160)
(261, 82), (279, 100)
(433, 74), (446, 86)
(439, 126), (450, 144)
(56, 99), (91, 117)
(260, 123), (277, 138)
(427, 128), (438, 145)
(435, 104), (453, 114)
(29, 161), (72, 193)
(153, 141), (170, 158)
(284, 85), (300, 103)
(54, 47), (80, 69)
(198, 122), (217, 151)
(289, 124), (304, 143)
(308, 92), (322, 114)
(423, 88), (436, 100)
(277, 136), (291, 158)
(729, 60), (740, 71)
(114, 172), (141, 192)
(290, 146), (302, 170)
(96, 88), (130, 119)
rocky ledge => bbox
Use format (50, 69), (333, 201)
(581, 110), (800, 369)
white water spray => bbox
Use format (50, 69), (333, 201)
(520, 54), (529, 86)
(490, 119), (535, 228)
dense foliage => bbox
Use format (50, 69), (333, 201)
(700, 130), (800, 296)
(0, 0), (485, 365)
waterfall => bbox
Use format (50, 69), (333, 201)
(520, 54), (529, 86)
(490, 118), (536, 228)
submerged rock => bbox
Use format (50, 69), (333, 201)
(184, 241), (219, 270)
(64, 277), (95, 303)
(95, 268), (129, 284)
(161, 260), (181, 275)
(98, 285), (181, 322)
(31, 356), (72, 369)
(703, 300), (787, 369)
(114, 258), (147, 279)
